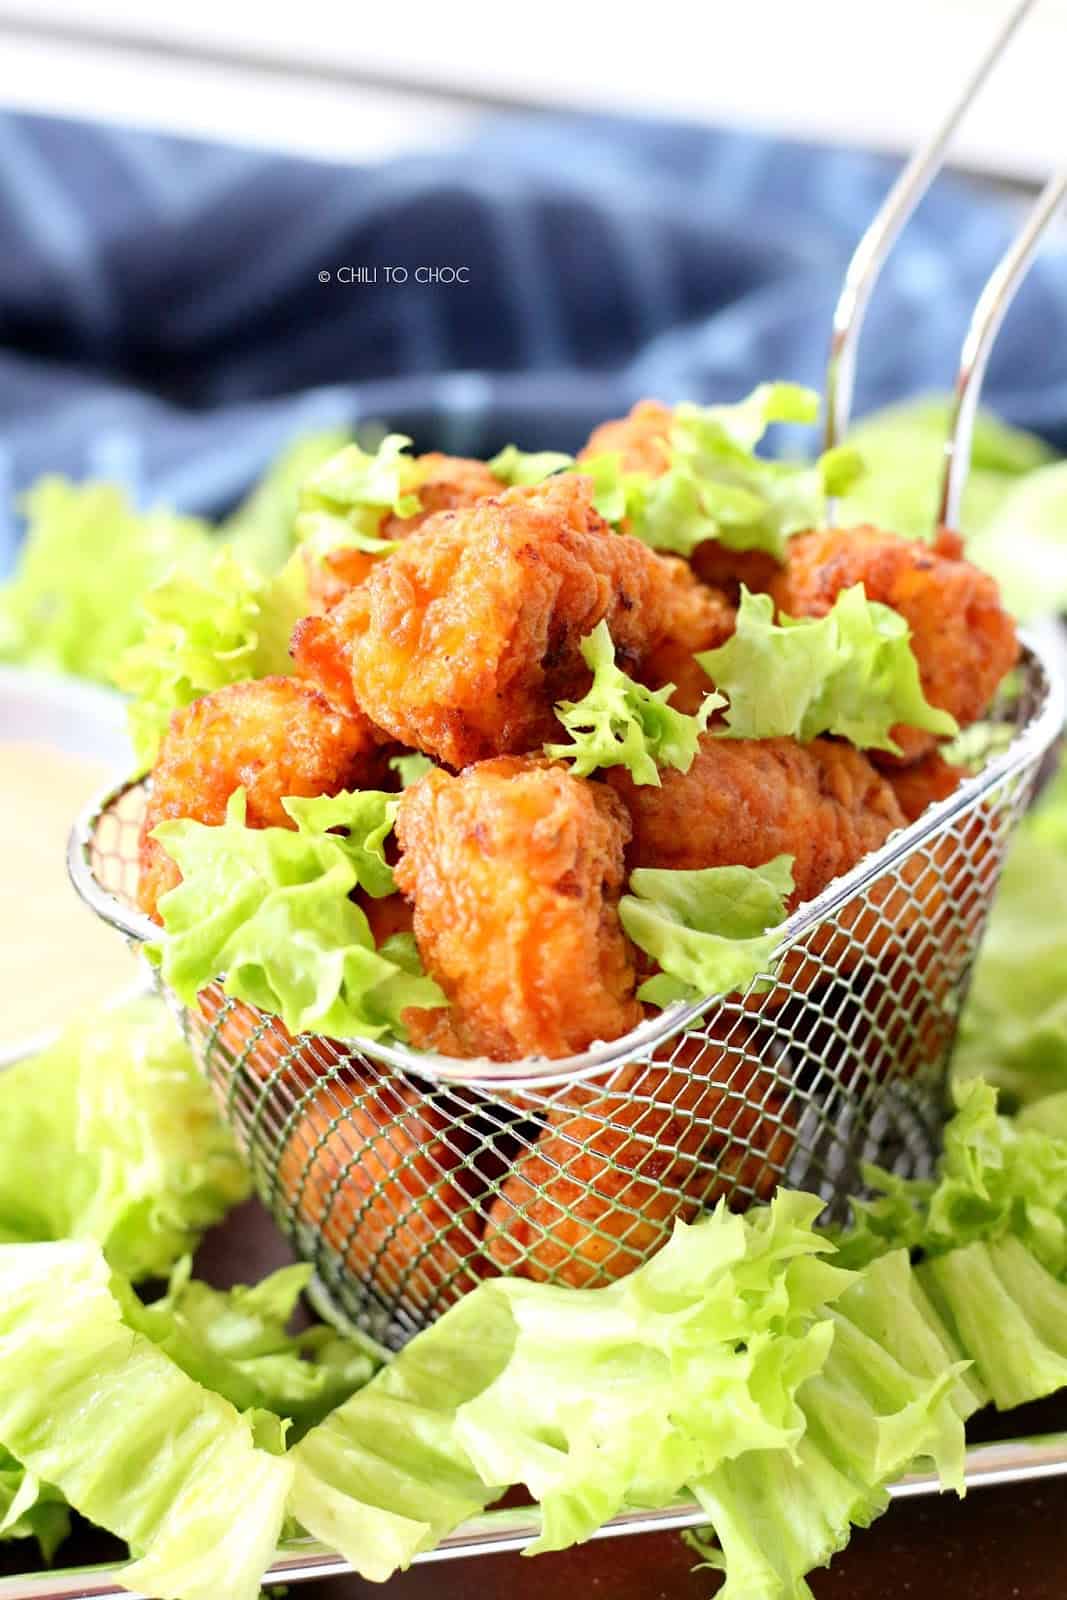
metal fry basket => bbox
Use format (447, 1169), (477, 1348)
(70, 640), (1062, 1350)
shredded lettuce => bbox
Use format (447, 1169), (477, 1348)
(0, 997), (248, 1281)
(294, 435), (420, 561)
(114, 549), (310, 768)
(619, 855), (794, 1007)
(151, 787), (445, 1041)
(698, 585), (958, 752)
(0, 1240), (293, 1600)
(0, 479), (213, 684)
(123, 1259), (376, 1437)
(544, 620), (723, 784)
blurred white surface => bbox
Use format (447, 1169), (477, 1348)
(0, 0), (1063, 172)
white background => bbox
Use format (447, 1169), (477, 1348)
(0, 0), (1062, 174)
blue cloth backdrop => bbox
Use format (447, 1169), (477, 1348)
(1, 107), (1065, 567)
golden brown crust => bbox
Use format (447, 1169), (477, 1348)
(137, 676), (383, 921)
(394, 756), (642, 1061)
(608, 733), (905, 911)
(302, 453), (503, 613)
(770, 524), (1019, 762)
(580, 398), (785, 602)
(293, 474), (731, 769)
(483, 1033), (794, 1286)
(885, 752), (967, 824)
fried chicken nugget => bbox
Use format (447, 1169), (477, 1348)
(137, 676), (382, 921)
(291, 474), (730, 769)
(886, 752), (967, 824)
(303, 453), (501, 611)
(393, 756), (642, 1061)
(580, 399), (781, 600)
(483, 1032), (794, 1287)
(276, 1070), (491, 1315)
(608, 734), (905, 908)
(770, 525), (1019, 762)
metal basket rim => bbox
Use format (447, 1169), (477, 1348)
(68, 630), (1064, 1090)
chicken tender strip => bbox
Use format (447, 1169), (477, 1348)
(770, 525), (1019, 762)
(303, 453), (501, 612)
(608, 734), (905, 910)
(276, 1071), (493, 1315)
(580, 398), (781, 600)
(137, 675), (382, 921)
(484, 1033), (793, 1287)
(293, 474), (730, 768)
(394, 756), (642, 1061)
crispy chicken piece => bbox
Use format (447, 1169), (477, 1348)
(137, 676), (382, 921)
(193, 983), (343, 1091)
(580, 399), (782, 601)
(394, 756), (642, 1061)
(302, 453), (501, 612)
(292, 474), (730, 768)
(276, 1070), (493, 1315)
(608, 734), (905, 910)
(639, 585), (736, 713)
(770, 525), (1019, 762)
(886, 752), (968, 824)
(483, 1032), (794, 1287)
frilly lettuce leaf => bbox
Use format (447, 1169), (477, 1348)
(0, 996), (248, 1282)
(620, 855), (794, 1007)
(151, 787), (445, 1041)
(289, 1288), (515, 1583)
(123, 1258), (376, 1437)
(488, 444), (574, 486)
(0, 1240), (292, 1600)
(698, 585), (958, 753)
(544, 620), (723, 784)
(295, 435), (420, 559)
(114, 547), (310, 768)
(837, 397), (1053, 545)
(222, 429), (350, 575)
(0, 478), (212, 684)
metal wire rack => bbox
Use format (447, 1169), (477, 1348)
(70, 639), (1062, 1350)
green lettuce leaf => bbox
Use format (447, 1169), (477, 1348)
(389, 751), (435, 788)
(0, 996), (248, 1281)
(0, 1448), (69, 1561)
(295, 435), (420, 560)
(123, 1259), (377, 1437)
(222, 430), (350, 575)
(289, 1288), (515, 1582)
(838, 397), (1053, 542)
(698, 585), (958, 752)
(0, 1240), (292, 1600)
(0, 479), (212, 684)
(114, 548), (310, 768)
(966, 462), (1067, 620)
(619, 855), (794, 1006)
(544, 620), (723, 784)
(151, 787), (445, 1041)
(488, 445), (574, 486)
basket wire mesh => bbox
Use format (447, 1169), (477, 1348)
(72, 642), (1061, 1350)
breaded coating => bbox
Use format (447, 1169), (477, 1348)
(608, 734), (905, 910)
(483, 1033), (794, 1287)
(639, 584), (735, 713)
(886, 752), (968, 824)
(394, 756), (642, 1061)
(292, 474), (730, 768)
(580, 398), (782, 601)
(770, 525), (1018, 762)
(303, 453), (501, 612)
(137, 675), (381, 921)
(276, 1071), (491, 1314)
